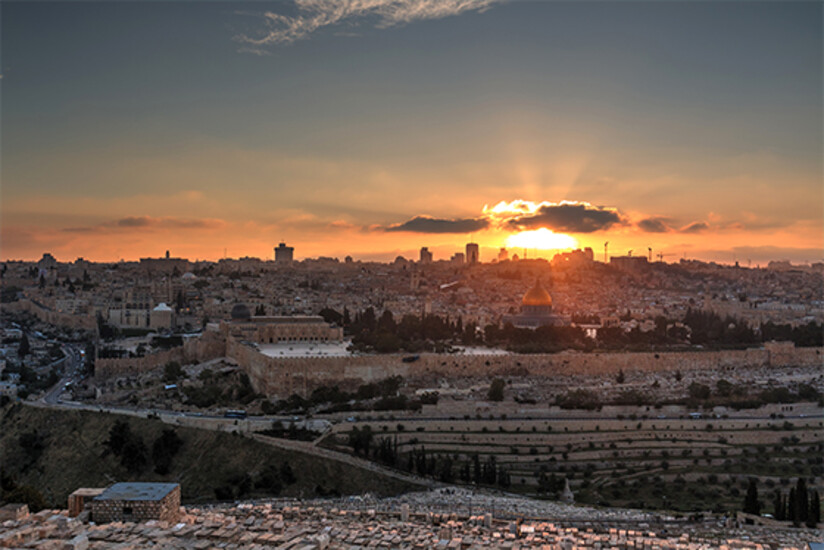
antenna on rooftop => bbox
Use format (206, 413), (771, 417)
(604, 242), (609, 263)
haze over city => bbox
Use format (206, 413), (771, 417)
(2, 0), (821, 264)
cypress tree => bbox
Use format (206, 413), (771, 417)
(18, 334), (30, 358)
(796, 478), (809, 524)
(773, 490), (784, 521)
(743, 478), (760, 515)
(807, 490), (820, 528)
(789, 487), (798, 526)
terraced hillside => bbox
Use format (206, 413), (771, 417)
(320, 403), (824, 514)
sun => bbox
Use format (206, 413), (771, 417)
(506, 228), (578, 251)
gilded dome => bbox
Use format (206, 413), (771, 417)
(522, 279), (553, 307)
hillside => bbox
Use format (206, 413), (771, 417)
(0, 403), (418, 508)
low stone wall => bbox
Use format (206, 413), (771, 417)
(94, 332), (225, 380)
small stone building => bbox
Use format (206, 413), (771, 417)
(68, 488), (105, 517)
(0, 503), (29, 521)
(91, 483), (180, 523)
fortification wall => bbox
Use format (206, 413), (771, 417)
(235, 343), (822, 398)
(94, 332), (225, 380)
(93, 330), (822, 394)
(6, 299), (97, 332)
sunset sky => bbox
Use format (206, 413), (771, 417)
(2, 1), (822, 264)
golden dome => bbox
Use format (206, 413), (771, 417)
(522, 279), (553, 307)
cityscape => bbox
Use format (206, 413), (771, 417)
(1, 1), (823, 549)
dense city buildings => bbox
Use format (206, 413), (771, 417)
(1, 247), (822, 541)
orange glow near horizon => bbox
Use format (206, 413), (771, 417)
(505, 228), (578, 252)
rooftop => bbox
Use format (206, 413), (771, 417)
(94, 482), (178, 502)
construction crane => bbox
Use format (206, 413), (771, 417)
(657, 252), (672, 262)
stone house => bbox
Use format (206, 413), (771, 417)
(91, 483), (180, 523)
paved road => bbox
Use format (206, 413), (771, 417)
(42, 343), (84, 405)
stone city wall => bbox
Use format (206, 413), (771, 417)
(234, 341), (822, 398)
(5, 299), (97, 332)
(93, 330), (822, 394)
(94, 332), (225, 380)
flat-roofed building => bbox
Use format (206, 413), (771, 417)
(221, 303), (343, 344)
(68, 488), (105, 517)
(275, 242), (294, 263)
(91, 483), (180, 523)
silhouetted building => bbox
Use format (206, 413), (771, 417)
(275, 242), (294, 264)
(498, 248), (509, 262)
(466, 242), (479, 264)
(451, 252), (465, 265)
(552, 248), (594, 268)
(37, 253), (57, 270)
(610, 255), (648, 272)
(419, 247), (433, 264)
(139, 254), (191, 274)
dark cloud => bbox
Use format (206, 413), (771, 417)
(638, 217), (672, 233)
(62, 227), (95, 233)
(508, 203), (623, 233)
(117, 217), (152, 227)
(62, 216), (225, 234)
(681, 221), (709, 234)
(384, 216), (489, 234)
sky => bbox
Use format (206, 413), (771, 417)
(2, 0), (822, 264)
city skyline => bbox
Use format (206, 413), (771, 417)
(2, 1), (822, 264)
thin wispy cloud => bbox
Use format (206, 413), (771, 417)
(235, 0), (501, 48)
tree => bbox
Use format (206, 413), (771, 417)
(773, 490), (785, 521)
(280, 462), (296, 485)
(789, 487), (798, 526)
(152, 429), (183, 475)
(348, 426), (373, 456)
(18, 333), (30, 359)
(488, 378), (505, 402)
(743, 478), (760, 515)
(688, 382), (711, 400)
(796, 478), (809, 525)
(105, 421), (133, 456)
(163, 361), (185, 383)
(808, 490), (820, 528)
